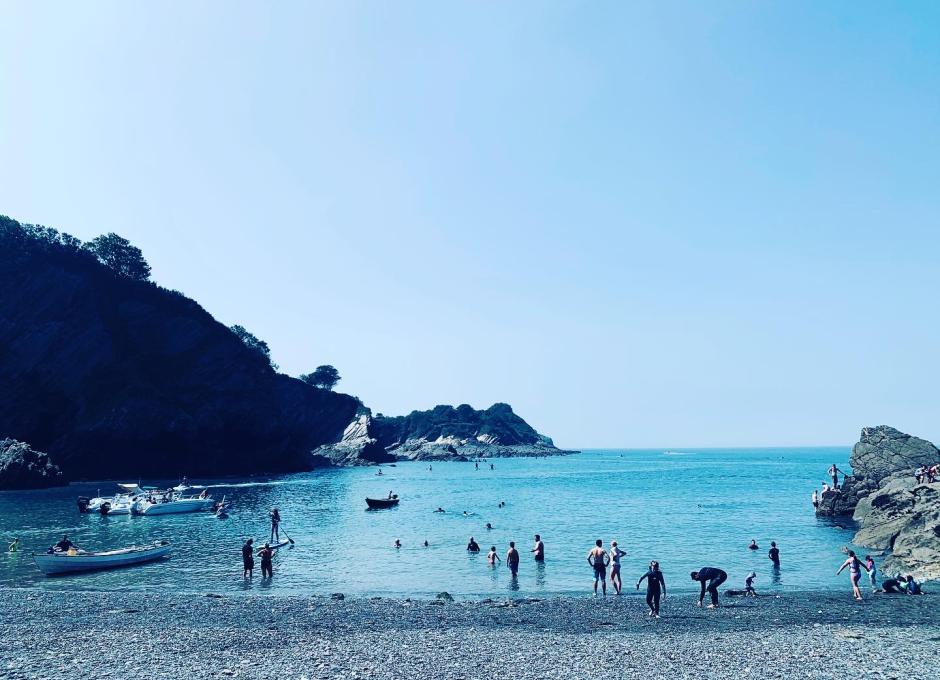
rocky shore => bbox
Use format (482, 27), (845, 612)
(1, 590), (937, 679)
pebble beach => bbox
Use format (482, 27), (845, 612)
(1, 590), (937, 679)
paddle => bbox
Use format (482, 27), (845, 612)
(279, 524), (295, 546)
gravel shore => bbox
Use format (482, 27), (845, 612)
(1, 589), (937, 679)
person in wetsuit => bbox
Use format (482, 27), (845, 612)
(637, 561), (666, 617)
(587, 539), (610, 596)
(257, 542), (274, 579)
(467, 537), (480, 552)
(691, 567), (727, 608)
(242, 538), (254, 578)
(768, 541), (780, 567)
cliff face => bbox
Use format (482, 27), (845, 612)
(0, 439), (64, 489)
(819, 426), (940, 581)
(0, 216), (358, 483)
(313, 403), (568, 464)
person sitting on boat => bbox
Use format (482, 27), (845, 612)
(53, 535), (76, 553)
(388, 491), (395, 499)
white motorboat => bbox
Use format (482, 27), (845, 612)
(131, 493), (213, 515)
(34, 540), (172, 575)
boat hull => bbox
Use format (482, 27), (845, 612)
(366, 497), (400, 509)
(34, 542), (172, 575)
(133, 499), (213, 515)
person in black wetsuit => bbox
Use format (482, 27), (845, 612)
(881, 577), (905, 593)
(54, 535), (76, 552)
(467, 537), (480, 552)
(691, 567), (727, 608)
(768, 541), (780, 567)
(637, 561), (666, 617)
(242, 538), (254, 578)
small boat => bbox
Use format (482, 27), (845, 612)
(132, 494), (214, 515)
(34, 540), (172, 575)
(366, 495), (399, 509)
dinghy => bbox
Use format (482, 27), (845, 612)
(34, 540), (172, 575)
(366, 495), (399, 509)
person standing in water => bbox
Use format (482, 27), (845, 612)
(257, 542), (274, 579)
(242, 539), (255, 578)
(748, 539), (759, 550)
(467, 537), (480, 552)
(609, 541), (626, 594)
(587, 539), (610, 596)
(836, 550), (870, 600)
(768, 541), (780, 567)
(506, 542), (520, 576)
(637, 561), (666, 616)
(691, 567), (727, 608)
(269, 508), (281, 542)
(531, 535), (545, 562)
(487, 546), (500, 565)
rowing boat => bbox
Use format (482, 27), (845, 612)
(366, 495), (399, 509)
(34, 540), (172, 575)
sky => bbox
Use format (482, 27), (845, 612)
(1, 2), (938, 448)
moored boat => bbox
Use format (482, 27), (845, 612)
(366, 495), (399, 509)
(34, 540), (172, 575)
(131, 494), (213, 515)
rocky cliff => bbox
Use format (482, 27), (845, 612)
(313, 403), (569, 465)
(819, 426), (940, 581)
(0, 216), (359, 483)
(0, 439), (65, 489)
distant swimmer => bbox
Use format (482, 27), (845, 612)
(435, 507), (445, 513)
(506, 542), (520, 576)
(486, 523), (493, 530)
(423, 540), (429, 547)
(428, 465), (432, 471)
(748, 539), (759, 550)
(490, 464), (494, 470)
(768, 541), (780, 567)
(7, 537), (18, 553)
(487, 546), (500, 565)
(257, 542), (274, 579)
(531, 534), (545, 562)
(394, 539), (402, 549)
(636, 561), (666, 616)
(609, 541), (626, 594)
(587, 539), (610, 596)
(242, 538), (254, 579)
(467, 537), (480, 552)
(691, 567), (727, 608)
(836, 550), (869, 601)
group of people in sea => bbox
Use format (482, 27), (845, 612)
(239, 507), (285, 580)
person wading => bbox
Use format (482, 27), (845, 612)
(258, 542), (274, 579)
(506, 542), (520, 577)
(242, 538), (255, 579)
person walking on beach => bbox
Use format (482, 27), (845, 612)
(506, 542), (520, 577)
(609, 541), (626, 594)
(257, 542), (274, 579)
(488, 546), (500, 565)
(836, 550), (869, 600)
(7, 537), (18, 553)
(587, 539), (610, 596)
(269, 507), (281, 542)
(531, 535), (545, 562)
(744, 571), (758, 597)
(637, 560), (666, 616)
(691, 567), (727, 608)
(865, 555), (878, 592)
(768, 541), (780, 567)
(242, 538), (255, 578)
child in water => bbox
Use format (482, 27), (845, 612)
(744, 571), (758, 597)
(487, 546), (500, 565)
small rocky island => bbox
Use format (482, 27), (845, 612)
(0, 215), (569, 490)
(817, 425), (940, 581)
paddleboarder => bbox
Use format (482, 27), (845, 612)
(242, 538), (254, 578)
(269, 508), (281, 542)
(7, 537), (18, 553)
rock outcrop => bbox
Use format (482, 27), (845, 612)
(822, 426), (940, 581)
(0, 216), (360, 484)
(314, 404), (571, 465)
(0, 439), (65, 489)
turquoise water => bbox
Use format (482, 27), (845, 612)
(0, 448), (856, 597)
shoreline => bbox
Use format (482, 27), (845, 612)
(2, 589), (938, 678)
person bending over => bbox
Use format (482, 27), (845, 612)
(691, 567), (727, 608)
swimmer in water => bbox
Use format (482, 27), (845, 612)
(486, 523), (492, 530)
(394, 539), (401, 549)
(434, 507), (445, 513)
(748, 539), (759, 550)
(506, 542), (520, 576)
(487, 546), (500, 565)
(587, 539), (610, 596)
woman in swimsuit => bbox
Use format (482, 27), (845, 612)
(836, 550), (869, 600)
(609, 541), (626, 594)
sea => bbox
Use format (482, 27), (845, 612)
(0, 447), (858, 598)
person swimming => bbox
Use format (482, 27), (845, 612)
(434, 507), (445, 513)
(394, 539), (402, 549)
(467, 537), (480, 552)
(487, 546), (500, 565)
(748, 539), (759, 550)
(486, 523), (493, 530)
(587, 539), (610, 596)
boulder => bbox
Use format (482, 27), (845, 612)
(851, 425), (939, 481)
(0, 438), (66, 489)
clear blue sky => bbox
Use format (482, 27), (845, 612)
(1, 2), (938, 448)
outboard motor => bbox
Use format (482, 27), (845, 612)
(99, 501), (111, 516)
(77, 497), (91, 514)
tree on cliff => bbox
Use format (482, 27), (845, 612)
(300, 365), (341, 390)
(230, 324), (277, 369)
(84, 233), (151, 280)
